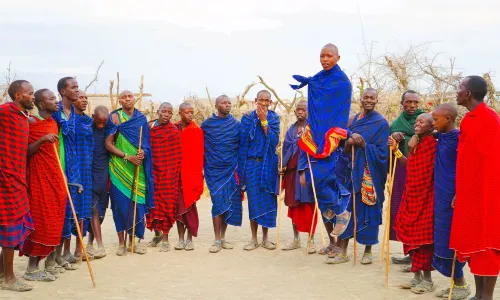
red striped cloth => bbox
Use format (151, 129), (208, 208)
(21, 117), (67, 258)
(146, 121), (182, 234)
(395, 135), (437, 249)
(0, 102), (30, 225)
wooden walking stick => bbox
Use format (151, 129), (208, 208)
(276, 127), (285, 248)
(385, 141), (398, 288)
(448, 252), (457, 300)
(380, 148), (393, 263)
(305, 153), (324, 255)
(130, 126), (144, 254)
(351, 145), (357, 265)
(52, 144), (96, 288)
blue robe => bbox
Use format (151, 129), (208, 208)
(432, 129), (465, 278)
(239, 110), (280, 228)
(104, 109), (154, 239)
(92, 124), (109, 220)
(201, 114), (242, 226)
(291, 65), (352, 218)
(282, 122), (311, 204)
(340, 112), (389, 245)
(53, 103), (84, 238)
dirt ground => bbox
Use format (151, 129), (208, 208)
(5, 198), (496, 300)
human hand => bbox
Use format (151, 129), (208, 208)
(408, 135), (419, 154)
(451, 196), (456, 208)
(351, 133), (365, 148)
(136, 150), (145, 160)
(42, 133), (59, 144)
(256, 105), (268, 121)
(300, 172), (306, 187)
(388, 136), (399, 151)
(391, 132), (405, 143)
(278, 167), (287, 176)
(129, 154), (144, 166)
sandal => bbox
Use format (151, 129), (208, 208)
(175, 240), (186, 250)
(62, 253), (77, 264)
(400, 278), (422, 289)
(57, 260), (77, 271)
(438, 284), (471, 299)
(400, 265), (412, 273)
(128, 243), (147, 255)
(361, 253), (373, 265)
(23, 269), (56, 282)
(45, 260), (66, 275)
(261, 240), (276, 250)
(319, 244), (336, 255)
(392, 255), (411, 264)
(116, 245), (127, 256)
(1, 280), (33, 292)
(221, 240), (233, 250)
(308, 243), (317, 254)
(86, 245), (97, 257)
(330, 211), (351, 236)
(184, 241), (194, 251)
(411, 280), (435, 294)
(94, 247), (107, 259)
(209, 241), (222, 253)
(243, 241), (260, 251)
(148, 235), (162, 248)
(282, 240), (301, 251)
(327, 246), (343, 258)
(326, 254), (350, 264)
(159, 242), (170, 252)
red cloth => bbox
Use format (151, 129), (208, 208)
(175, 121), (204, 209)
(288, 204), (317, 234)
(395, 135), (436, 248)
(21, 118), (66, 258)
(451, 103), (500, 271)
(467, 249), (500, 276)
(406, 244), (434, 272)
(0, 102), (30, 225)
(177, 182), (199, 237)
(146, 121), (182, 234)
(283, 152), (300, 207)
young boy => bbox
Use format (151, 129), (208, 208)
(393, 113), (437, 294)
(86, 105), (110, 259)
(21, 89), (67, 282)
(174, 103), (204, 251)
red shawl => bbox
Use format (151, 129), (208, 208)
(147, 121), (182, 233)
(0, 102), (30, 225)
(451, 103), (500, 257)
(24, 117), (67, 256)
(395, 135), (437, 250)
(175, 121), (204, 209)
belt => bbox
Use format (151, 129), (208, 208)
(249, 157), (263, 162)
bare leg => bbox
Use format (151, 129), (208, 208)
(63, 238), (71, 257)
(89, 207), (104, 248)
(324, 222), (335, 245)
(74, 220), (84, 257)
(2, 247), (24, 286)
(454, 276), (466, 286)
(422, 270), (432, 282)
(26, 257), (40, 273)
(340, 238), (349, 255)
(161, 233), (169, 243)
(482, 276), (497, 300)
(474, 275), (485, 299)
(292, 223), (300, 241)
(221, 221), (228, 240)
(250, 220), (258, 242)
(364, 245), (372, 254)
(177, 221), (186, 242)
(213, 215), (223, 241)
(262, 227), (269, 242)
(117, 232), (125, 246)
(46, 251), (57, 267)
(55, 239), (64, 264)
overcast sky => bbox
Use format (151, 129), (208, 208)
(0, 0), (498, 104)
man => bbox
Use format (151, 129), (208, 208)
(52, 77), (80, 270)
(105, 90), (154, 256)
(201, 95), (243, 253)
(393, 113), (437, 294)
(20, 89), (66, 282)
(72, 90), (94, 261)
(239, 90), (280, 251)
(451, 76), (500, 300)
(389, 90), (424, 268)
(86, 105), (110, 259)
(332, 88), (389, 265)
(0, 80), (35, 292)
(290, 44), (352, 250)
(146, 102), (182, 252)
(280, 100), (317, 253)
(411, 104), (470, 299)
(174, 103), (204, 251)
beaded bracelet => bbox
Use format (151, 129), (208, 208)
(395, 149), (403, 159)
(261, 120), (269, 127)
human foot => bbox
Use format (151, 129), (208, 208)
(148, 235), (162, 248)
(23, 270), (56, 282)
(411, 280), (435, 294)
(159, 242), (170, 252)
(326, 254), (350, 264)
(282, 240), (301, 251)
(392, 255), (411, 264)
(436, 284), (471, 299)
(330, 211), (351, 236)
(261, 240), (276, 250)
(209, 241), (222, 253)
(399, 278), (422, 289)
(174, 241), (186, 250)
(93, 247), (107, 259)
(86, 244), (97, 256)
(55, 257), (77, 271)
(128, 243), (147, 255)
(184, 241), (194, 251)
(1, 279), (33, 292)
(116, 245), (127, 256)
(361, 253), (373, 265)
(243, 241), (260, 251)
(221, 240), (233, 250)
(308, 243), (317, 254)
(62, 253), (77, 264)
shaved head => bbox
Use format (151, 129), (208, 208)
(435, 103), (458, 122)
(179, 102), (193, 112)
(363, 88), (378, 97)
(322, 43), (339, 55)
(417, 113), (433, 125)
(120, 90), (133, 97)
(296, 100), (307, 108)
(215, 94), (229, 105)
(159, 102), (173, 111)
(94, 105), (109, 116)
(256, 90), (271, 99)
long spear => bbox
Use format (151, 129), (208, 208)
(305, 154), (326, 255)
(351, 145), (357, 265)
(130, 127), (144, 254)
(52, 144), (96, 288)
(275, 124), (285, 248)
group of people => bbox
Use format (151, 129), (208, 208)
(0, 43), (499, 300)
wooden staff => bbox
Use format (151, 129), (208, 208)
(305, 154), (327, 255)
(276, 126), (285, 248)
(351, 145), (357, 265)
(380, 148), (393, 262)
(448, 252), (457, 300)
(385, 145), (398, 288)
(52, 144), (96, 288)
(130, 126), (144, 254)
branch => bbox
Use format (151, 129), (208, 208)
(114, 72), (120, 109)
(84, 60), (104, 92)
(238, 81), (257, 108)
(205, 86), (214, 113)
(109, 80), (116, 110)
(134, 75), (144, 108)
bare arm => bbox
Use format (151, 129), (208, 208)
(28, 134), (58, 158)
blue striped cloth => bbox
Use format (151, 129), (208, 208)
(239, 110), (280, 228)
(201, 114), (242, 226)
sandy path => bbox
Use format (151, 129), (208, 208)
(6, 198), (496, 300)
